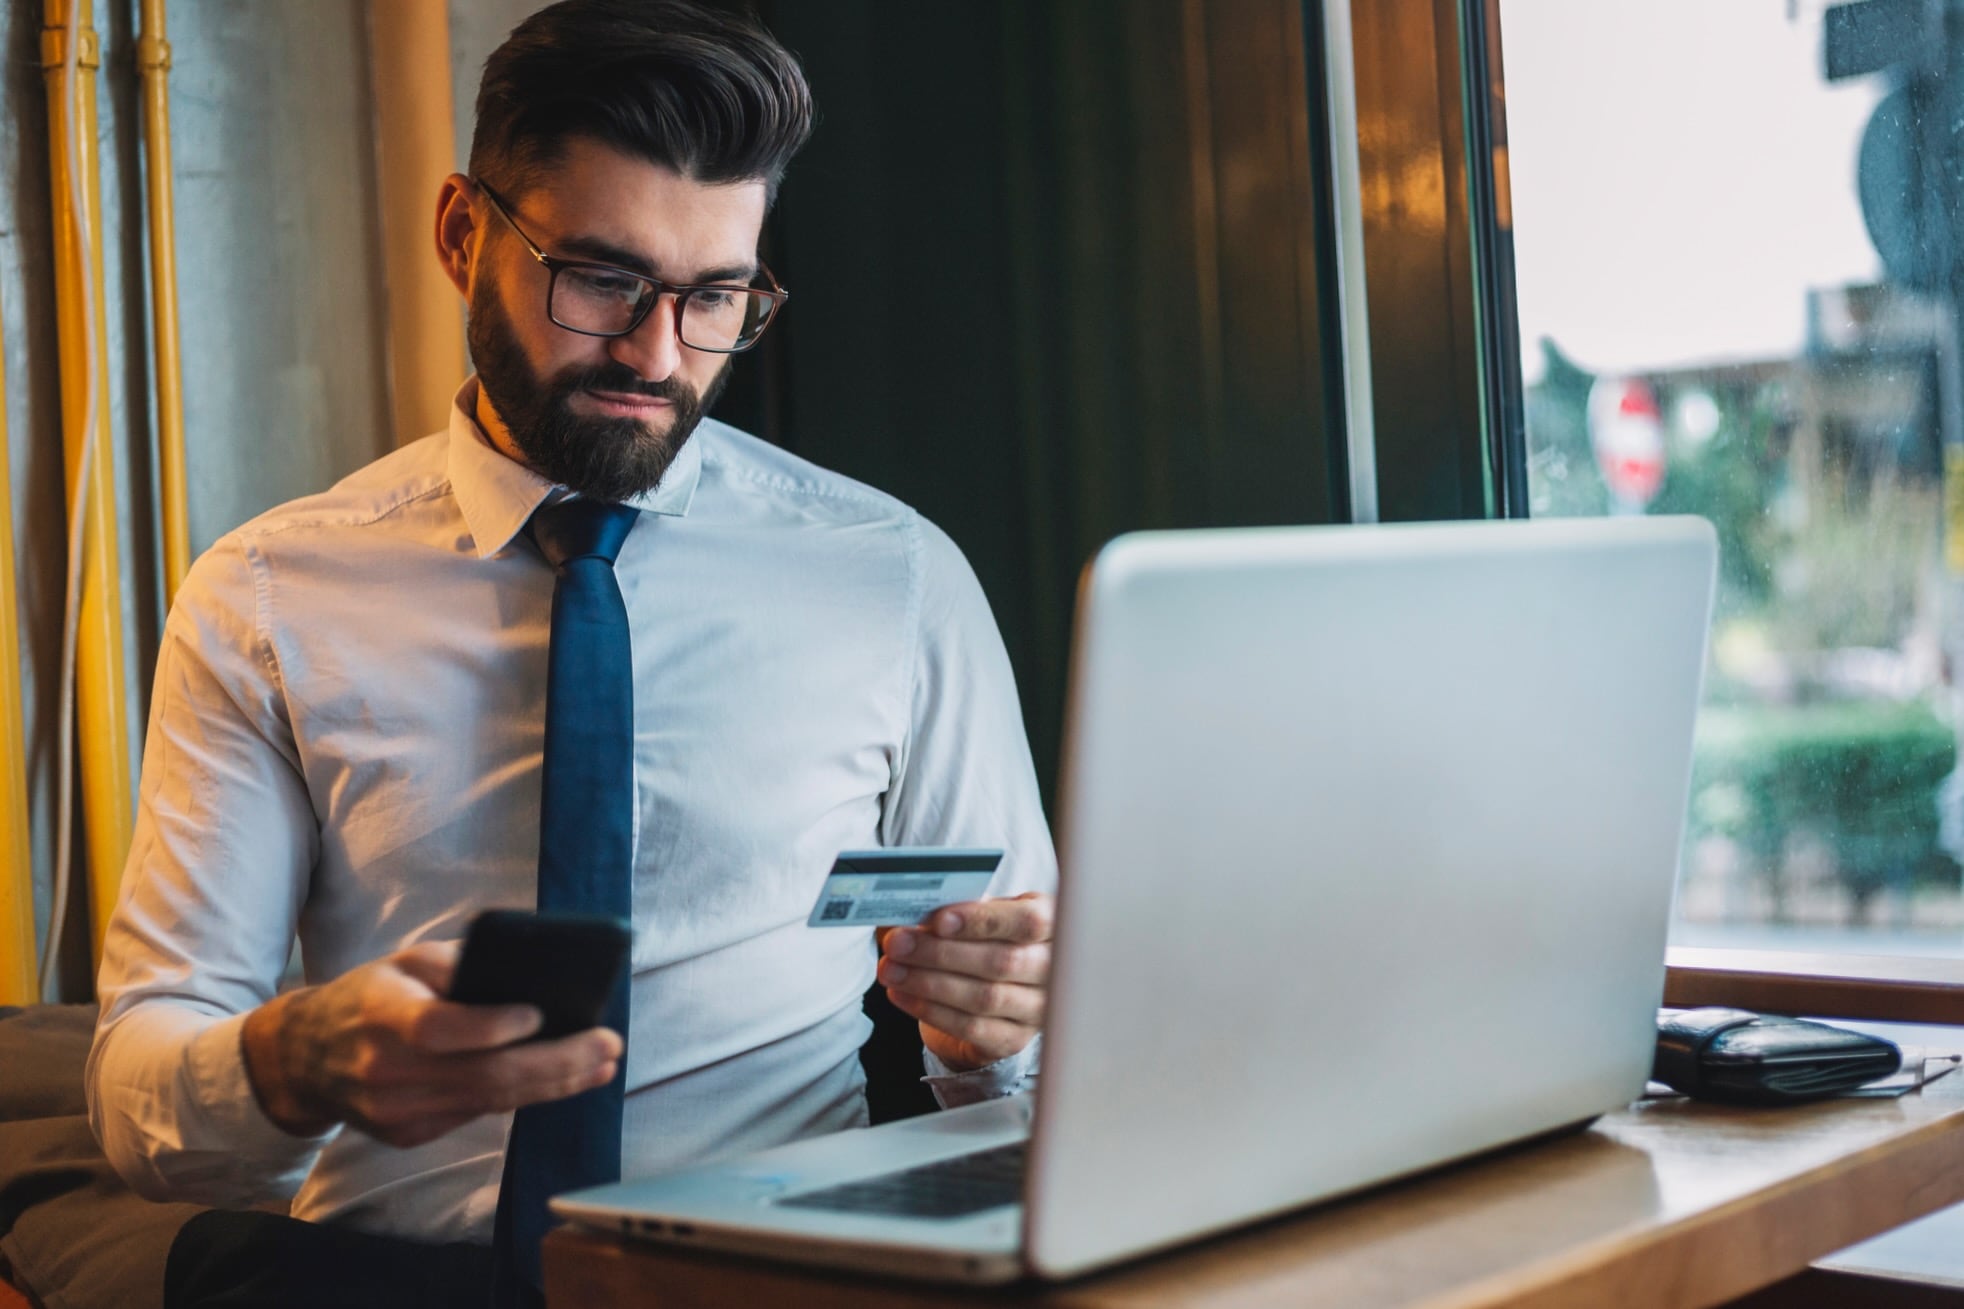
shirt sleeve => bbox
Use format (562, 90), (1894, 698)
(922, 1036), (1041, 1108)
(881, 516), (1057, 897)
(86, 535), (335, 1206)
(882, 517), (1056, 1109)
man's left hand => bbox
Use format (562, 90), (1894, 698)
(877, 891), (1053, 1072)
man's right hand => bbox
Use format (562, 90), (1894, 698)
(240, 940), (622, 1148)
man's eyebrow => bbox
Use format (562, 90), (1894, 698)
(690, 262), (762, 286)
(554, 234), (758, 285)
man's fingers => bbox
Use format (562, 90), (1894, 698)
(358, 1028), (621, 1126)
(382, 1055), (619, 1122)
(879, 892), (1052, 1073)
(405, 998), (543, 1053)
(921, 891), (1054, 945)
(886, 987), (1036, 1065)
(484, 1027), (623, 1098)
(882, 934), (1049, 985)
(393, 940), (462, 994)
(879, 958), (1045, 1025)
(446, 1028), (621, 1109)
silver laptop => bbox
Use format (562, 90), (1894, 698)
(553, 516), (1718, 1283)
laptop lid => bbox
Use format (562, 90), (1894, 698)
(1025, 516), (1716, 1277)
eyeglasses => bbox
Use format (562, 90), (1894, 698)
(474, 180), (787, 353)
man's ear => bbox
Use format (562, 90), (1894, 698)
(434, 174), (478, 298)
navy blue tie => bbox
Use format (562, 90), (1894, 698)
(491, 498), (640, 1305)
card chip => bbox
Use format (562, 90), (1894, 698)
(821, 900), (853, 921)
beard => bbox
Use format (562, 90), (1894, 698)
(467, 278), (730, 503)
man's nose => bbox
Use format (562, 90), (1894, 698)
(607, 292), (687, 381)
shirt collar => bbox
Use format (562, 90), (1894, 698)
(446, 376), (704, 558)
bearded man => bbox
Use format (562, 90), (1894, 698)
(85, 3), (1055, 1305)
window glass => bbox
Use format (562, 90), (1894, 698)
(1502, 0), (1964, 953)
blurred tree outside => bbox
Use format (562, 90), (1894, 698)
(1692, 700), (1954, 924)
(1523, 328), (1959, 924)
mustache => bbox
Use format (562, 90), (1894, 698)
(554, 364), (696, 405)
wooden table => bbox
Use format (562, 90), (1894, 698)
(544, 1072), (1964, 1309)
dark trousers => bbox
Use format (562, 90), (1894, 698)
(164, 1210), (503, 1309)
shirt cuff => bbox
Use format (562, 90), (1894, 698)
(187, 1012), (338, 1198)
(921, 1035), (1041, 1109)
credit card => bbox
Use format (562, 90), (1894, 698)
(806, 848), (1004, 927)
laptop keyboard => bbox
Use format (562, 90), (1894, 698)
(775, 1141), (1027, 1219)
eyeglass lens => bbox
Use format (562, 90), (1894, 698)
(551, 265), (775, 349)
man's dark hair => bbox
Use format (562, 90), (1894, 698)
(469, 0), (813, 202)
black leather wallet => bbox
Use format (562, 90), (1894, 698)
(1653, 1008), (1902, 1104)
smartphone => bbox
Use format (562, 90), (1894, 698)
(447, 909), (633, 1040)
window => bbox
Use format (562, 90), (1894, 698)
(1500, 0), (1963, 954)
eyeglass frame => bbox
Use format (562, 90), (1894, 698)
(471, 178), (788, 353)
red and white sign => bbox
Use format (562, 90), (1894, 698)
(1587, 376), (1667, 509)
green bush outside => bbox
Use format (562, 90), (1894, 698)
(1689, 700), (1958, 921)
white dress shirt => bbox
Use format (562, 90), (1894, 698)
(87, 381), (1056, 1244)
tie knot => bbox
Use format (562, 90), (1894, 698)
(529, 498), (640, 571)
